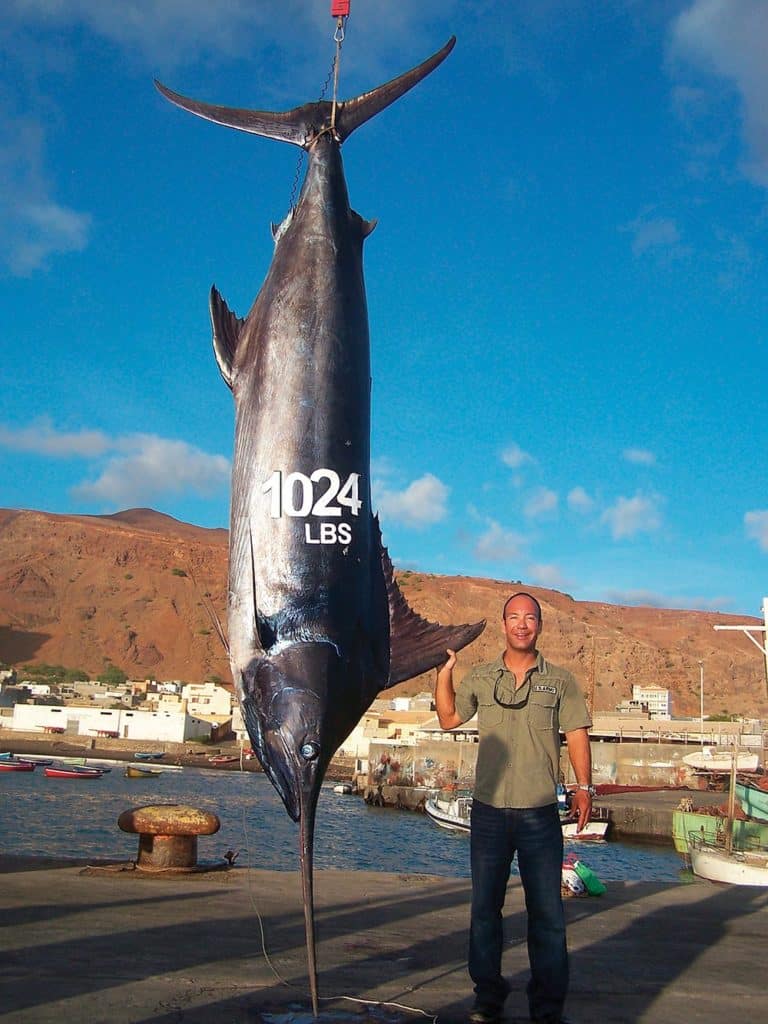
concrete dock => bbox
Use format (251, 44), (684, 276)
(1, 855), (766, 1024)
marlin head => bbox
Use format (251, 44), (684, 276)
(238, 642), (340, 822)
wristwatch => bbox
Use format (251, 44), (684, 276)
(576, 784), (596, 796)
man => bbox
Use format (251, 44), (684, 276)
(435, 592), (593, 1024)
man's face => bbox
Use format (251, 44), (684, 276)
(502, 595), (542, 653)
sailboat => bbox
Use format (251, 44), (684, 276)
(689, 742), (768, 887)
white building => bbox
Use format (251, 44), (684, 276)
(631, 684), (671, 720)
(10, 703), (211, 743)
(181, 682), (233, 717)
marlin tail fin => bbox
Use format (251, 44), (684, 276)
(155, 37), (455, 149)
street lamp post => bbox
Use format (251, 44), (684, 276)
(698, 660), (704, 752)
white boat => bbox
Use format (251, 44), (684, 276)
(561, 817), (610, 842)
(425, 794), (471, 833)
(333, 783), (353, 795)
(425, 793), (609, 841)
(689, 838), (768, 886)
(682, 749), (759, 772)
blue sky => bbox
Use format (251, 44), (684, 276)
(1, 1), (766, 616)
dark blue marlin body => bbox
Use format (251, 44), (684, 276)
(156, 37), (484, 1009)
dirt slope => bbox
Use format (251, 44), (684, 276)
(0, 507), (764, 716)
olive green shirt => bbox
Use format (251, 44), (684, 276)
(454, 652), (592, 809)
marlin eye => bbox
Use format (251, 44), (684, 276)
(300, 742), (319, 761)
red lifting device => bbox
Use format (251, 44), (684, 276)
(331, 1), (350, 16)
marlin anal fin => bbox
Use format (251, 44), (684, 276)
(154, 37), (455, 150)
(210, 285), (245, 389)
(379, 536), (485, 687)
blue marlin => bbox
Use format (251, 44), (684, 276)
(156, 37), (484, 1010)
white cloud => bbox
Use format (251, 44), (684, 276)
(527, 563), (567, 589)
(501, 442), (535, 470)
(602, 588), (730, 611)
(623, 214), (681, 257)
(0, 418), (229, 506)
(601, 494), (662, 540)
(0, 418), (109, 456)
(623, 448), (657, 466)
(567, 486), (594, 513)
(671, 0), (768, 187)
(5, 1), (461, 74)
(373, 472), (449, 528)
(0, 117), (91, 275)
(473, 519), (526, 563)
(523, 487), (558, 519)
(744, 510), (768, 552)
(72, 435), (230, 506)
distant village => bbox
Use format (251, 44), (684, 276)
(1, 668), (763, 779)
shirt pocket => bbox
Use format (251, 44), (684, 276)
(529, 691), (558, 730)
(477, 698), (504, 730)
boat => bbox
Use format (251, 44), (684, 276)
(125, 764), (162, 778)
(207, 754), (239, 766)
(425, 794), (471, 833)
(735, 777), (768, 823)
(689, 839), (768, 886)
(672, 803), (768, 861)
(44, 764), (105, 779)
(0, 758), (36, 772)
(682, 749), (759, 772)
(425, 793), (608, 841)
(561, 814), (610, 842)
(134, 751), (165, 761)
(333, 783), (353, 795)
(689, 745), (768, 886)
(59, 757), (113, 771)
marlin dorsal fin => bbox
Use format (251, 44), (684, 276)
(379, 537), (485, 687)
(210, 285), (245, 389)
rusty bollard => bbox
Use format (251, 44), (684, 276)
(118, 804), (220, 873)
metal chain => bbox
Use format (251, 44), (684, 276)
(288, 16), (348, 211)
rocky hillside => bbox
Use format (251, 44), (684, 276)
(1, 507), (765, 717)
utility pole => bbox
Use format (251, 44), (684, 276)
(713, 596), (768, 697)
(698, 660), (704, 752)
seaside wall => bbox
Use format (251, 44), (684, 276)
(367, 738), (700, 791)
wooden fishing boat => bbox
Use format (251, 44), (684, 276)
(735, 777), (768, 823)
(689, 838), (768, 886)
(134, 751), (165, 761)
(689, 744), (768, 886)
(207, 754), (239, 766)
(125, 764), (162, 778)
(673, 805), (768, 861)
(44, 764), (105, 779)
(0, 758), (36, 772)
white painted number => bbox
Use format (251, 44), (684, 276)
(261, 470), (362, 520)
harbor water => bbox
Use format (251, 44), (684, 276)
(1, 764), (684, 881)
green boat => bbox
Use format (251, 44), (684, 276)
(672, 807), (768, 861)
(735, 779), (768, 823)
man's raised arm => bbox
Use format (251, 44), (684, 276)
(435, 649), (465, 730)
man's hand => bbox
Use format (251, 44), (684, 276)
(442, 649), (457, 672)
(570, 788), (592, 833)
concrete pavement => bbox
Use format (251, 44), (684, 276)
(1, 855), (766, 1024)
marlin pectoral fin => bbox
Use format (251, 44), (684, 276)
(379, 539), (486, 687)
(210, 285), (245, 388)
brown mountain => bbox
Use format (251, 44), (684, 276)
(1, 507), (765, 717)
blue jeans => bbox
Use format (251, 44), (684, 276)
(469, 799), (567, 1022)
